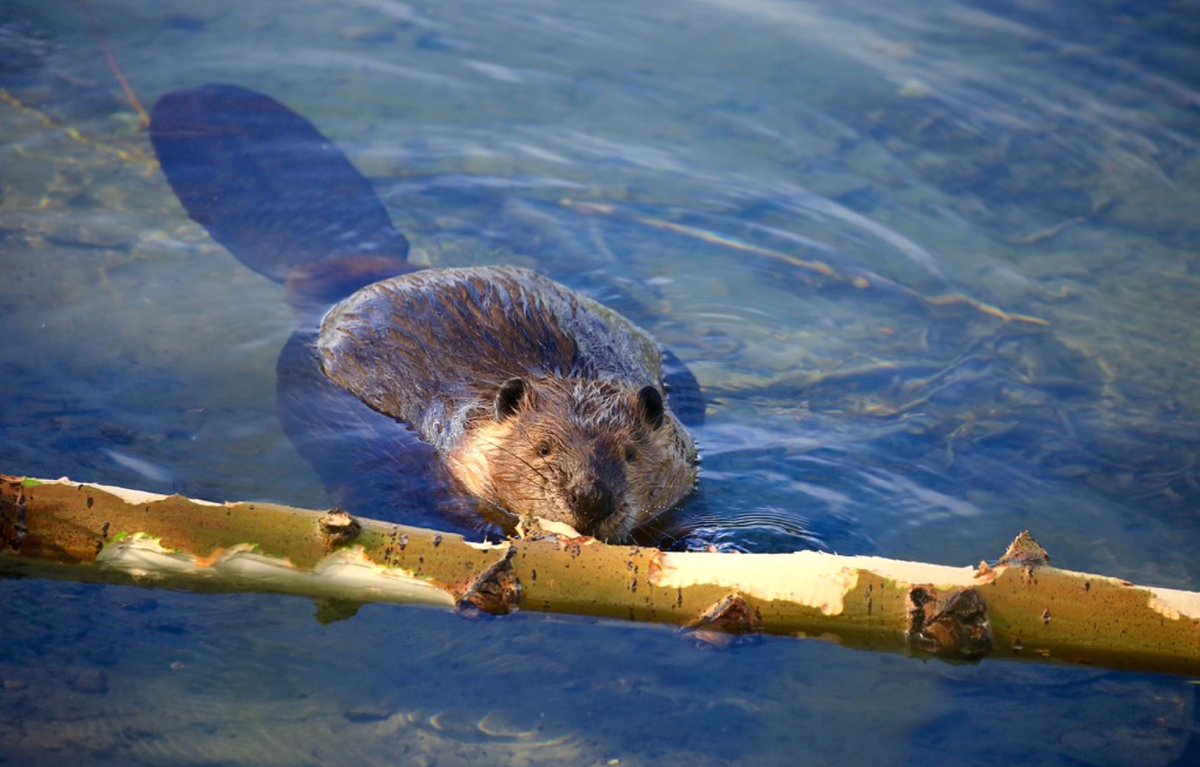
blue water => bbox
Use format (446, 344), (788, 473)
(2, 0), (1198, 764)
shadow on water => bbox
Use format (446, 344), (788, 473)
(2, 0), (1200, 764)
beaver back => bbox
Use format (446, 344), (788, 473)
(317, 265), (666, 455)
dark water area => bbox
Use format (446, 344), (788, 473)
(1, 0), (1199, 764)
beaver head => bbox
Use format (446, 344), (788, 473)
(446, 375), (698, 541)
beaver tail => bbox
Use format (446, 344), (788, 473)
(149, 84), (413, 308)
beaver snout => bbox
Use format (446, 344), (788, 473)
(566, 477), (617, 528)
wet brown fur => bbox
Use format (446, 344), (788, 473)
(447, 377), (697, 541)
(319, 266), (699, 541)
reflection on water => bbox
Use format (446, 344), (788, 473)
(2, 0), (1198, 764)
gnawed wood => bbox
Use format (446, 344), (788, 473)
(2, 474), (1197, 677)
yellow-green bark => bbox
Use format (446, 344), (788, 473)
(2, 474), (1197, 677)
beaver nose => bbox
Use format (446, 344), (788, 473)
(567, 480), (617, 528)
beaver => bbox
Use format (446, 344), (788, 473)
(149, 84), (701, 541)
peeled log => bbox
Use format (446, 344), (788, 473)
(2, 474), (1197, 677)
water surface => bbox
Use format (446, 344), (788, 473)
(2, 0), (1198, 764)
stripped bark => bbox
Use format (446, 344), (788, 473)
(2, 474), (1197, 677)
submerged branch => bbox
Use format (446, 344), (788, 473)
(2, 474), (1197, 677)
(79, 0), (151, 129)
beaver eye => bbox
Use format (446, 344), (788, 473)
(624, 446), (637, 464)
(536, 441), (552, 458)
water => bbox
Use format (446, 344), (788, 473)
(2, 0), (1199, 763)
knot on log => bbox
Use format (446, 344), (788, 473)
(996, 530), (1051, 585)
(0, 478), (29, 552)
(680, 593), (763, 649)
(453, 547), (520, 618)
(908, 586), (993, 661)
(998, 530), (1050, 568)
(318, 508), (362, 550)
(685, 593), (762, 635)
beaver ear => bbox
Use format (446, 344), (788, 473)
(637, 385), (665, 430)
(495, 377), (529, 421)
